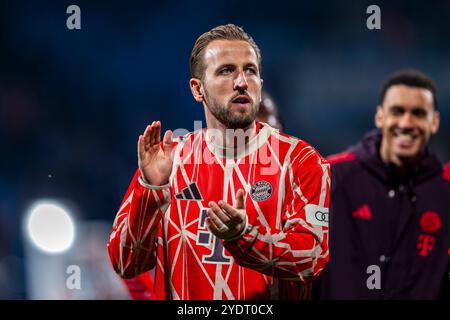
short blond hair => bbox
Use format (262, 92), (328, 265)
(189, 24), (262, 79)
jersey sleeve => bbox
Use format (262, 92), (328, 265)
(123, 271), (156, 300)
(223, 144), (331, 284)
(107, 169), (171, 278)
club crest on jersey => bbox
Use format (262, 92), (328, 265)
(419, 211), (441, 234)
(250, 180), (273, 202)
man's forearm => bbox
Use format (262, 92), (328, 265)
(108, 169), (171, 278)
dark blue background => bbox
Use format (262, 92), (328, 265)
(1, 0), (449, 298)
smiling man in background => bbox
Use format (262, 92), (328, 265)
(316, 69), (450, 299)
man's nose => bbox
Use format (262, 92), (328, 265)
(234, 71), (248, 91)
(398, 112), (415, 129)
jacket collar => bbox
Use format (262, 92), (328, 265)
(350, 129), (442, 187)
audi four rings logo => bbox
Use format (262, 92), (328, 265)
(315, 211), (329, 223)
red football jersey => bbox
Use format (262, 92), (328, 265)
(108, 122), (331, 299)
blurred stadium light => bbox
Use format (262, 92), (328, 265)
(22, 200), (130, 299)
(25, 200), (75, 254)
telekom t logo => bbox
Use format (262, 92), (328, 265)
(197, 208), (231, 264)
(417, 234), (435, 257)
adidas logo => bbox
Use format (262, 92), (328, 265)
(352, 204), (372, 220)
(175, 182), (203, 200)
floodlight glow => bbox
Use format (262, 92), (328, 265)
(26, 201), (75, 254)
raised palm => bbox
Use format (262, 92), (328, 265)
(138, 121), (173, 186)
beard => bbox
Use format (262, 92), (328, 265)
(203, 87), (259, 129)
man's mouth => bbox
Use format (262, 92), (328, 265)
(393, 131), (418, 148)
(231, 95), (251, 105)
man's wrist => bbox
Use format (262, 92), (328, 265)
(224, 215), (249, 242)
(138, 176), (170, 190)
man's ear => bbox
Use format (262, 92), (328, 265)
(190, 78), (204, 103)
(259, 79), (264, 103)
(374, 105), (384, 129)
(431, 110), (440, 135)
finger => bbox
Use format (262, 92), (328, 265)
(137, 135), (145, 161)
(207, 208), (229, 231)
(143, 123), (153, 150)
(205, 217), (220, 236)
(209, 202), (231, 224)
(235, 189), (245, 210)
(218, 200), (237, 218)
(149, 121), (158, 146)
(219, 200), (244, 225)
(163, 130), (173, 158)
(205, 215), (220, 234)
(154, 121), (161, 146)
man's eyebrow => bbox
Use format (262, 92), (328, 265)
(388, 105), (404, 109)
(244, 62), (259, 70)
(412, 107), (428, 114)
(215, 63), (235, 70)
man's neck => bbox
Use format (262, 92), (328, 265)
(379, 146), (419, 181)
(205, 112), (257, 158)
(205, 113), (257, 149)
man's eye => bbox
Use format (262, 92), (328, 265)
(245, 68), (256, 74)
(220, 68), (233, 74)
(389, 107), (404, 116)
(412, 109), (427, 118)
